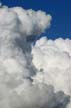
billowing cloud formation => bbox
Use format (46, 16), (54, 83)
(32, 37), (71, 108)
(0, 5), (70, 108)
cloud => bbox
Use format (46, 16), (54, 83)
(32, 37), (71, 108)
(0, 5), (70, 108)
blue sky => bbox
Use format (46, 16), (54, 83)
(0, 0), (71, 39)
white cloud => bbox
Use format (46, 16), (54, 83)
(32, 37), (71, 108)
(0, 5), (70, 108)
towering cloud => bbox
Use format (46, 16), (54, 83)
(0, 5), (70, 108)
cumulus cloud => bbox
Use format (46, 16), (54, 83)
(32, 37), (71, 108)
(0, 5), (70, 108)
